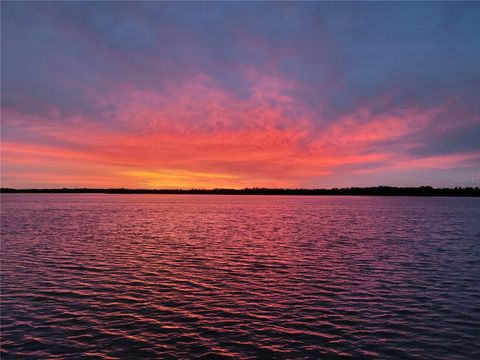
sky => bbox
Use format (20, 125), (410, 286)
(1, 2), (480, 189)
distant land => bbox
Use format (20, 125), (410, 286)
(1, 186), (479, 197)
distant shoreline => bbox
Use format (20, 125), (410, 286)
(1, 186), (479, 197)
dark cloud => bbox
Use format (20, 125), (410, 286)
(3, 3), (480, 118)
(411, 122), (480, 157)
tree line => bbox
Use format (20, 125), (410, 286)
(1, 186), (479, 196)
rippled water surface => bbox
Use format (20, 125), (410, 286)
(2, 194), (480, 359)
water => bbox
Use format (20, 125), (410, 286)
(1, 194), (479, 359)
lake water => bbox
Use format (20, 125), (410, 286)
(1, 194), (479, 359)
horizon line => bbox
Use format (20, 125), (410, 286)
(1, 186), (479, 197)
(2, 185), (480, 190)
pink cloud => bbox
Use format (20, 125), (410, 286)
(2, 67), (476, 189)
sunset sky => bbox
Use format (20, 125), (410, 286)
(2, 2), (480, 189)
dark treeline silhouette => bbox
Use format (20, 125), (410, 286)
(1, 186), (479, 197)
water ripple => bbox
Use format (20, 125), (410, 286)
(2, 194), (480, 359)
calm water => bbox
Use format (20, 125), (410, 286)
(1, 194), (480, 359)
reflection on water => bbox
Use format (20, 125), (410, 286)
(1, 194), (480, 359)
